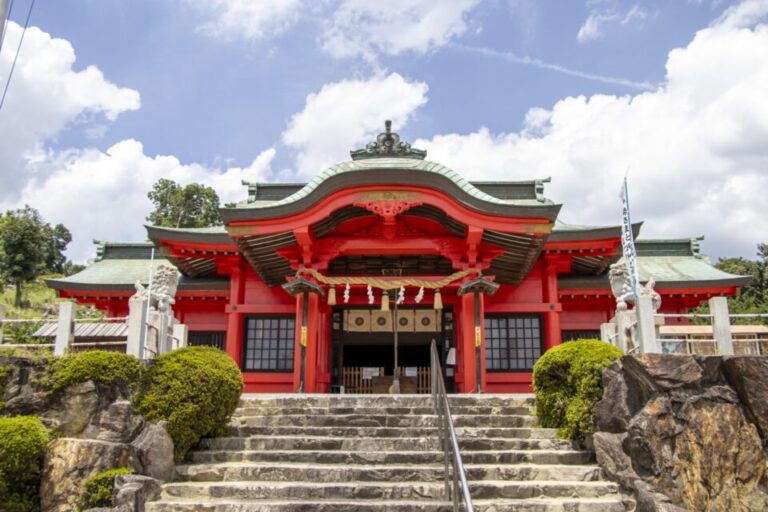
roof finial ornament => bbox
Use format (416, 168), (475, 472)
(350, 120), (427, 160)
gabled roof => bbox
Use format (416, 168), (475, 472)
(222, 158), (561, 222)
(558, 238), (751, 291)
(46, 242), (229, 293)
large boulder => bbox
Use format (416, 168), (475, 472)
(84, 399), (145, 443)
(675, 387), (768, 512)
(595, 360), (645, 433)
(623, 354), (703, 391)
(41, 438), (143, 512)
(722, 356), (768, 441)
(131, 421), (176, 481)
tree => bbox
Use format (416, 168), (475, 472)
(147, 179), (223, 228)
(0, 207), (49, 307)
(693, 243), (768, 324)
(0, 206), (75, 308)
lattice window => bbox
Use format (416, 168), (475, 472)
(188, 331), (226, 351)
(561, 330), (601, 342)
(242, 316), (295, 372)
(485, 315), (543, 371)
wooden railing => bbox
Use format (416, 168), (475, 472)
(342, 366), (431, 394)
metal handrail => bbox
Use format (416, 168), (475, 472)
(430, 340), (473, 512)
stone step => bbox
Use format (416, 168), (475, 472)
(175, 460), (598, 482)
(198, 434), (573, 453)
(235, 394), (535, 409)
(228, 414), (536, 429)
(188, 442), (579, 464)
(218, 425), (555, 440)
(146, 497), (630, 512)
(161, 479), (618, 501)
(232, 405), (534, 417)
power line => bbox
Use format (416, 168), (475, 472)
(0, 0), (35, 113)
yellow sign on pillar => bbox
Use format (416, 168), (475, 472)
(300, 326), (308, 347)
(474, 326), (482, 348)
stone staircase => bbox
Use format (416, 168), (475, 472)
(146, 394), (634, 512)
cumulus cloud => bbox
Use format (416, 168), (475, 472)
(0, 22), (140, 200)
(281, 72), (428, 178)
(416, 5), (768, 259)
(11, 141), (275, 262)
(184, 0), (304, 40)
(322, 0), (481, 62)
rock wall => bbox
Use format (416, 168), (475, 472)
(0, 356), (174, 512)
(594, 354), (768, 512)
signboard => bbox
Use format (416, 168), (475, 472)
(620, 176), (640, 294)
(404, 367), (418, 377)
(362, 367), (379, 380)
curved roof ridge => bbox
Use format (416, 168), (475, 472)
(263, 157), (546, 209)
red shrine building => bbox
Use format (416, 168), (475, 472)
(48, 124), (749, 394)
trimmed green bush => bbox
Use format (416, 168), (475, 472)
(0, 416), (51, 512)
(46, 350), (142, 391)
(533, 339), (622, 440)
(135, 346), (243, 460)
(78, 467), (131, 511)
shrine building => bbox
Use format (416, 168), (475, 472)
(47, 124), (750, 394)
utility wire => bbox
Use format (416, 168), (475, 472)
(0, 0), (16, 54)
(0, 0), (35, 113)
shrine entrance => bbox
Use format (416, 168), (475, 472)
(330, 307), (456, 394)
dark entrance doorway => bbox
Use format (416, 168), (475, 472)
(330, 307), (456, 394)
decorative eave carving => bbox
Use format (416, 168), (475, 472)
(350, 120), (427, 160)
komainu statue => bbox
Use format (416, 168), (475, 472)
(608, 263), (661, 312)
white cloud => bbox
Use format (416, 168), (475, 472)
(10, 141), (275, 262)
(577, 4), (648, 43)
(281, 73), (429, 178)
(322, 0), (481, 62)
(0, 22), (140, 200)
(416, 7), (768, 259)
(184, 0), (304, 40)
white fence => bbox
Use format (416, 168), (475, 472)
(0, 300), (187, 359)
(601, 296), (768, 356)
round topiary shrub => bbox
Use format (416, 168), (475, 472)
(533, 339), (622, 440)
(78, 467), (131, 511)
(46, 350), (142, 391)
(135, 346), (243, 460)
(0, 416), (51, 512)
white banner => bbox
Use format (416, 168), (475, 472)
(620, 176), (640, 294)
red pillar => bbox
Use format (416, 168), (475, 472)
(292, 292), (321, 393)
(225, 261), (245, 364)
(543, 256), (562, 350)
(459, 292), (486, 393)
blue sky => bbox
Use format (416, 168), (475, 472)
(1, 0), (767, 263)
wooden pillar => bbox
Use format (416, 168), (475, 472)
(542, 256), (562, 350)
(225, 261), (245, 364)
(459, 292), (486, 393)
(291, 292), (321, 392)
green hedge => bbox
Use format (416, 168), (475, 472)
(78, 467), (131, 511)
(533, 339), (622, 440)
(46, 351), (142, 391)
(135, 346), (243, 460)
(0, 416), (51, 512)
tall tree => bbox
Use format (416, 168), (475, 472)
(147, 179), (223, 228)
(0, 207), (74, 307)
(0, 207), (49, 307)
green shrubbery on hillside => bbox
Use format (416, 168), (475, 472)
(533, 339), (622, 440)
(0, 416), (51, 512)
(77, 467), (131, 511)
(45, 351), (143, 392)
(135, 346), (243, 460)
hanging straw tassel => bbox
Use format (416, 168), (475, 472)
(381, 291), (390, 311)
(327, 286), (336, 306)
(434, 289), (443, 310)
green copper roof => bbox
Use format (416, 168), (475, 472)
(231, 158), (553, 210)
(47, 258), (170, 290)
